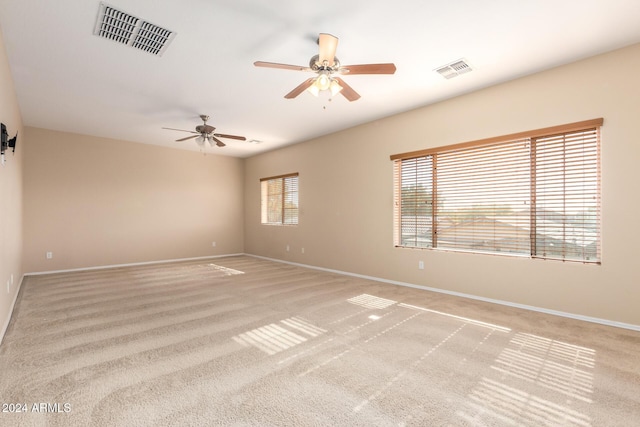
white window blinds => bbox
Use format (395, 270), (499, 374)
(261, 173), (299, 225)
(394, 156), (434, 248)
(533, 128), (600, 261)
(435, 139), (532, 255)
(392, 119), (602, 263)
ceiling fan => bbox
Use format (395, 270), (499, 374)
(162, 115), (246, 148)
(254, 33), (396, 102)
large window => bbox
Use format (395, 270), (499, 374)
(261, 173), (299, 225)
(392, 119), (602, 263)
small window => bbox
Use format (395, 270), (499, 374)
(261, 173), (299, 225)
(391, 119), (602, 263)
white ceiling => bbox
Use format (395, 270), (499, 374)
(1, 0), (639, 158)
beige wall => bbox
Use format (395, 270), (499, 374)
(0, 25), (24, 342)
(23, 128), (244, 272)
(244, 43), (640, 327)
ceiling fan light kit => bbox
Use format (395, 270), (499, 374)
(306, 71), (343, 97)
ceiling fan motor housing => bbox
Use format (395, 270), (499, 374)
(196, 125), (215, 134)
(310, 54), (340, 71)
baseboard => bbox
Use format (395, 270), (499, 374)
(18, 252), (640, 332)
(24, 253), (246, 276)
(248, 254), (640, 332)
(0, 274), (25, 347)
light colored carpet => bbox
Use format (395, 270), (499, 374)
(1, 255), (639, 426)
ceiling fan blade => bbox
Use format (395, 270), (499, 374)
(176, 135), (199, 142)
(162, 127), (198, 134)
(214, 133), (246, 141)
(211, 136), (226, 147)
(284, 78), (316, 99)
(332, 77), (361, 102)
(340, 63), (397, 75)
(254, 61), (310, 72)
(318, 33), (338, 66)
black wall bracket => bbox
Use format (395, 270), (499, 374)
(1, 123), (18, 166)
(0, 123), (7, 156)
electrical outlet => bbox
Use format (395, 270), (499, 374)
(418, 260), (424, 270)
(301, 247), (305, 254)
(212, 241), (217, 247)
(46, 252), (53, 259)
(10, 274), (13, 285)
(286, 245), (290, 252)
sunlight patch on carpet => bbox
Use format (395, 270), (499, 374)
(458, 332), (596, 426)
(461, 377), (592, 426)
(347, 294), (397, 309)
(491, 333), (595, 402)
(281, 317), (326, 337)
(206, 263), (245, 276)
(232, 317), (326, 355)
(399, 303), (511, 332)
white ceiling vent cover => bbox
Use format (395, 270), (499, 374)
(93, 2), (176, 56)
(435, 59), (473, 79)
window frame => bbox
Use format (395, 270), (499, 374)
(260, 173), (299, 226)
(391, 119), (602, 264)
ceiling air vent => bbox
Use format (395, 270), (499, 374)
(93, 2), (176, 56)
(435, 59), (473, 80)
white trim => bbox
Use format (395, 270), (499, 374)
(24, 253), (245, 276)
(0, 274), (25, 346)
(248, 254), (640, 332)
